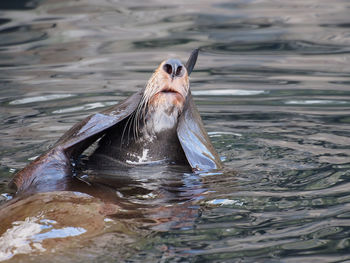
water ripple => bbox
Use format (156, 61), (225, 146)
(201, 40), (350, 55)
(52, 101), (116, 114)
(285, 99), (348, 105)
(9, 94), (75, 105)
(192, 89), (267, 96)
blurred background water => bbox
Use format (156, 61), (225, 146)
(1, 0), (350, 262)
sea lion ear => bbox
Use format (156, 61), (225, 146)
(177, 92), (222, 171)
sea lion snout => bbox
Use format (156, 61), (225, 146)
(143, 58), (189, 113)
(162, 59), (184, 79)
(134, 58), (190, 136)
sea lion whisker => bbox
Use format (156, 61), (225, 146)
(133, 109), (139, 140)
(131, 111), (138, 141)
(133, 98), (146, 140)
(140, 95), (150, 129)
(120, 112), (134, 146)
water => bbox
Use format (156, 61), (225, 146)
(1, 0), (350, 262)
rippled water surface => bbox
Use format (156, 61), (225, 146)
(1, 0), (350, 262)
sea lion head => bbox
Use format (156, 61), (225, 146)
(144, 59), (189, 112)
(135, 58), (190, 135)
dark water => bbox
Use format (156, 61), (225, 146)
(1, 0), (350, 262)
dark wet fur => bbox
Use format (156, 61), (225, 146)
(89, 114), (188, 168)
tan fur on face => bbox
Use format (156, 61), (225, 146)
(142, 60), (189, 113)
(128, 60), (189, 138)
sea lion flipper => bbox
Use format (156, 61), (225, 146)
(178, 49), (222, 171)
(177, 93), (222, 171)
(10, 146), (72, 194)
(55, 90), (143, 157)
(11, 90), (143, 194)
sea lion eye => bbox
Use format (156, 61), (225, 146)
(176, 66), (182, 76)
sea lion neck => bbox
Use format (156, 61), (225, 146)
(142, 99), (180, 137)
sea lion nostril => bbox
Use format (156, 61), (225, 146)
(163, 64), (173, 75)
(176, 66), (182, 76)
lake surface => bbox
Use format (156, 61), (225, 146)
(1, 0), (350, 262)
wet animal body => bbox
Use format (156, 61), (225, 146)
(10, 49), (222, 195)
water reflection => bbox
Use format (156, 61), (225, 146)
(0, 162), (215, 261)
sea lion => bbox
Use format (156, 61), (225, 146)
(9, 49), (222, 196)
(89, 58), (190, 166)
